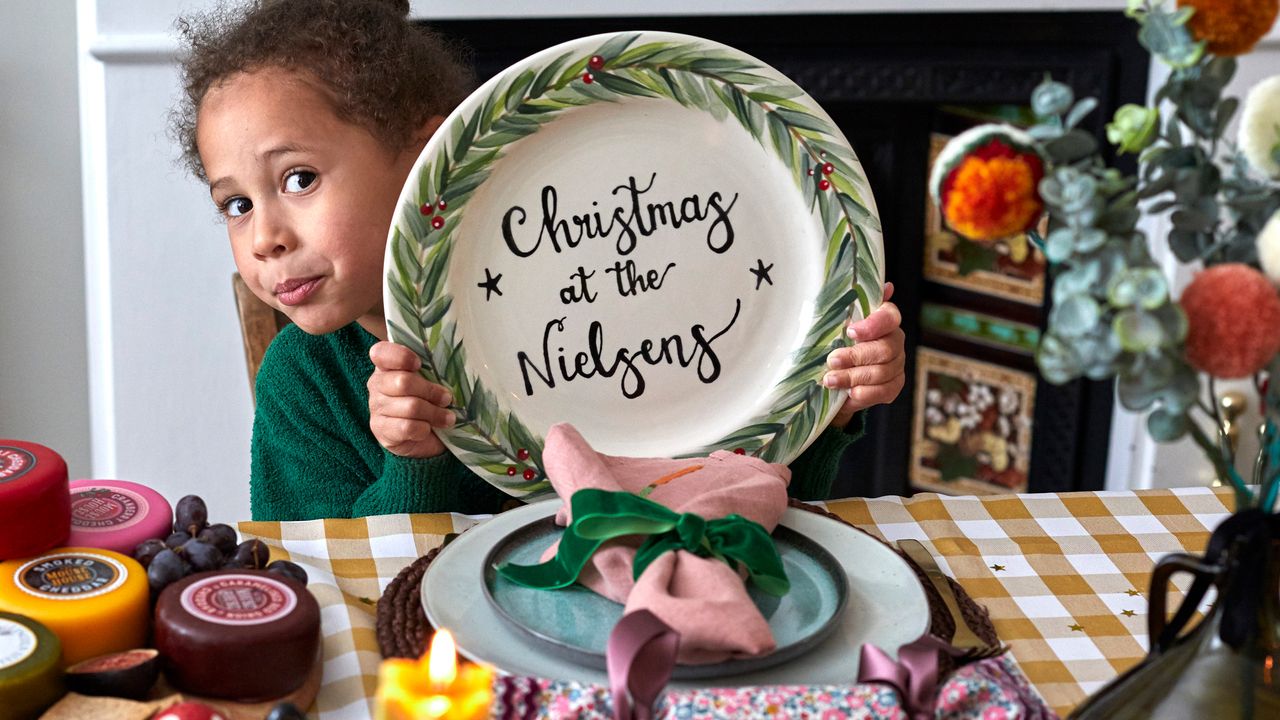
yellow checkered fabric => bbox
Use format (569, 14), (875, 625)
(237, 486), (1233, 719)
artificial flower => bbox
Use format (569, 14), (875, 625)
(929, 125), (1046, 242)
(1176, 0), (1279, 56)
(1239, 74), (1280, 178)
(1180, 263), (1280, 378)
(1106, 104), (1160, 154)
(1259, 209), (1280, 284)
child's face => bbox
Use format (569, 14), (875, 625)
(197, 68), (424, 337)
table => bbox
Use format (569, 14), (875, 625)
(237, 486), (1235, 719)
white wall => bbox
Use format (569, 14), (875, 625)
(64, 0), (1280, 521)
(0, 2), (91, 479)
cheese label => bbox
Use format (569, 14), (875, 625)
(0, 618), (37, 669)
(15, 553), (127, 600)
(180, 574), (297, 626)
(0, 446), (36, 483)
(70, 486), (149, 532)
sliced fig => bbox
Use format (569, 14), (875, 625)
(65, 647), (161, 699)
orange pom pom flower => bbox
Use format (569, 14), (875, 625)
(1177, 0), (1279, 56)
(1180, 263), (1280, 378)
(930, 125), (1046, 242)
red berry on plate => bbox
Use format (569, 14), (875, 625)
(523, 468), (537, 480)
(431, 216), (445, 229)
(419, 203), (432, 216)
(733, 448), (746, 455)
(818, 179), (831, 190)
(588, 54), (605, 70)
(506, 466), (517, 476)
(582, 72), (594, 84)
(437, 199), (447, 211)
(822, 162), (835, 175)
(516, 448), (529, 461)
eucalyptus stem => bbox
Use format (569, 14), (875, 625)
(1261, 419), (1280, 512)
(1188, 405), (1254, 509)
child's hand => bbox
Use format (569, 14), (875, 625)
(368, 342), (455, 459)
(823, 282), (906, 429)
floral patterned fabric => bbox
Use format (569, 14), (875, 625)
(491, 653), (1056, 720)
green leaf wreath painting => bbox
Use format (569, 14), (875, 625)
(383, 32), (885, 496)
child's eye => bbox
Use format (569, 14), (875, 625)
(284, 170), (317, 193)
(223, 197), (253, 217)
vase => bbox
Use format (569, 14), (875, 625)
(1069, 510), (1280, 719)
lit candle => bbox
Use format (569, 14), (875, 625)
(374, 629), (494, 720)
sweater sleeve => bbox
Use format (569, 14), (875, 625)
(249, 326), (507, 520)
(784, 410), (867, 501)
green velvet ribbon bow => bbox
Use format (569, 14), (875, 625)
(497, 488), (790, 597)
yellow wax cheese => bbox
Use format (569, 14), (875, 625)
(0, 548), (148, 666)
(0, 611), (64, 720)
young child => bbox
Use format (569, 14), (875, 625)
(175, 0), (907, 521)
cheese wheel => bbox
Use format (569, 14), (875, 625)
(0, 612), (64, 720)
(66, 479), (173, 555)
(155, 570), (320, 702)
(0, 440), (70, 561)
(0, 548), (149, 665)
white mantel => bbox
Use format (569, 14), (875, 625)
(69, 0), (1278, 521)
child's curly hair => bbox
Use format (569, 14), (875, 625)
(172, 0), (473, 181)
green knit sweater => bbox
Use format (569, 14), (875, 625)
(250, 323), (863, 521)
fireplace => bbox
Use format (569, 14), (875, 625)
(428, 11), (1150, 498)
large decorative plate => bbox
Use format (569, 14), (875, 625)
(422, 501), (929, 686)
(384, 32), (885, 497)
(480, 512), (848, 678)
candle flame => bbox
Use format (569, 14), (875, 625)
(427, 629), (458, 690)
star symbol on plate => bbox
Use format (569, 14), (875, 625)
(749, 259), (774, 290)
(477, 268), (503, 301)
(990, 564), (1006, 572)
(1126, 589), (1141, 596)
(1069, 624), (1084, 632)
(1121, 609), (1136, 617)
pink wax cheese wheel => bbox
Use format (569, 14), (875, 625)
(67, 480), (174, 555)
(0, 440), (70, 561)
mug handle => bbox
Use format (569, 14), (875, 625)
(1147, 552), (1221, 653)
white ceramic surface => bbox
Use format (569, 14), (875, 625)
(384, 32), (885, 497)
(422, 501), (929, 686)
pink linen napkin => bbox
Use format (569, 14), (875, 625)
(538, 423), (792, 663)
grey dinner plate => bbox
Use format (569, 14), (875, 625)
(481, 514), (848, 678)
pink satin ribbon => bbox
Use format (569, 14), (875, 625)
(607, 610), (680, 720)
(858, 634), (965, 720)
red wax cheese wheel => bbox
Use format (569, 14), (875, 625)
(0, 440), (70, 561)
(155, 570), (320, 702)
(66, 479), (173, 555)
(0, 548), (149, 665)
(0, 612), (65, 720)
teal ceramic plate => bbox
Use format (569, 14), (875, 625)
(481, 513), (848, 678)
(423, 501), (929, 686)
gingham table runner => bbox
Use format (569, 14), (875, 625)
(237, 486), (1235, 719)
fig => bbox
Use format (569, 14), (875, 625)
(266, 702), (310, 720)
(155, 701), (229, 720)
(65, 648), (160, 699)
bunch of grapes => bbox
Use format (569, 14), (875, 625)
(133, 495), (308, 597)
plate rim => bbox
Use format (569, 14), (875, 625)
(479, 513), (850, 679)
(383, 30), (885, 498)
(422, 501), (929, 687)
